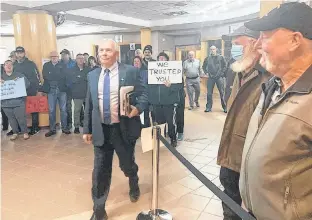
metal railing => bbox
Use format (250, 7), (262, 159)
(137, 125), (256, 220)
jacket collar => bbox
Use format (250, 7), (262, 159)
(287, 64), (312, 93)
(96, 62), (126, 86)
(263, 64), (312, 94)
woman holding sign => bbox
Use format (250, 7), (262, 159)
(148, 52), (183, 148)
(1, 60), (30, 140)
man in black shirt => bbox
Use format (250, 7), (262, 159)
(202, 46), (227, 113)
(14, 46), (42, 135)
(43, 51), (71, 137)
(68, 54), (89, 134)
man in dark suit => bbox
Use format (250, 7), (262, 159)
(83, 39), (148, 220)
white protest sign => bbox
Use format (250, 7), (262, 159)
(1, 78), (27, 100)
(130, 43), (136, 50)
(148, 61), (182, 84)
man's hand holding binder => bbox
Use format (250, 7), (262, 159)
(120, 86), (139, 118)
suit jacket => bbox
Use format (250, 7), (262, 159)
(83, 63), (148, 146)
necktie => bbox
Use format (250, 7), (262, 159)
(103, 69), (111, 124)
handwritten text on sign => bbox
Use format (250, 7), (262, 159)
(26, 96), (49, 114)
(148, 61), (182, 84)
(1, 78), (27, 100)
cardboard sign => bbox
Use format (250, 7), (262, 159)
(1, 78), (27, 100)
(26, 96), (49, 114)
(148, 61), (182, 84)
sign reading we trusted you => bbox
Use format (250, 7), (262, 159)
(148, 61), (182, 84)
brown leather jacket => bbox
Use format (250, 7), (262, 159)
(217, 65), (271, 172)
(240, 65), (312, 220)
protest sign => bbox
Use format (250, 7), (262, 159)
(1, 78), (27, 100)
(148, 61), (182, 84)
(26, 96), (49, 114)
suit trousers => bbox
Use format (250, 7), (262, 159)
(92, 124), (138, 217)
(219, 166), (242, 220)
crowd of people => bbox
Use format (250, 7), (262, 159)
(1, 2), (312, 220)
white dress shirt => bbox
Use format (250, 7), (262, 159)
(98, 62), (120, 124)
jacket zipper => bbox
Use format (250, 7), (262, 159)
(284, 181), (290, 208)
(158, 85), (161, 104)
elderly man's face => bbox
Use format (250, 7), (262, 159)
(231, 35), (260, 73)
(188, 52), (195, 60)
(256, 28), (297, 76)
(98, 40), (118, 67)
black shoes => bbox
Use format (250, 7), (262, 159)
(224, 109), (228, 113)
(6, 130), (14, 136)
(29, 127), (40, 135)
(90, 211), (108, 220)
(74, 128), (80, 134)
(195, 102), (200, 108)
(171, 138), (177, 148)
(45, 130), (56, 137)
(204, 109), (211, 112)
(62, 130), (71, 135)
(129, 176), (140, 203)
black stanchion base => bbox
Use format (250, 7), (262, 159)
(137, 209), (173, 220)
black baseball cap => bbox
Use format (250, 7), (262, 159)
(222, 26), (260, 40)
(15, 46), (25, 53)
(245, 2), (312, 40)
(60, 49), (70, 55)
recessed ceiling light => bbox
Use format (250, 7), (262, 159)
(163, 11), (189, 17)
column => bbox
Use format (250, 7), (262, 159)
(200, 41), (208, 94)
(260, 0), (282, 17)
(140, 28), (151, 51)
(13, 10), (58, 127)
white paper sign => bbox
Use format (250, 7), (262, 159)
(1, 78), (27, 100)
(130, 43), (136, 51)
(148, 61), (183, 84)
(141, 124), (167, 153)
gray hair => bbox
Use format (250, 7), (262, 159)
(99, 39), (120, 52)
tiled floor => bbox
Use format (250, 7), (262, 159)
(1, 97), (226, 220)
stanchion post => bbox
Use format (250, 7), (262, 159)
(137, 126), (173, 220)
(151, 126), (160, 215)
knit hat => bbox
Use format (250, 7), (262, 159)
(143, 45), (152, 54)
(157, 52), (169, 61)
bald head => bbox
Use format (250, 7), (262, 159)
(98, 39), (119, 68)
(188, 51), (195, 61)
(210, 46), (217, 56)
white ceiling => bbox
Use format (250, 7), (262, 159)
(0, 0), (262, 37)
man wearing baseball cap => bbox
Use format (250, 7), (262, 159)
(14, 46), (42, 135)
(217, 25), (271, 220)
(239, 2), (312, 219)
